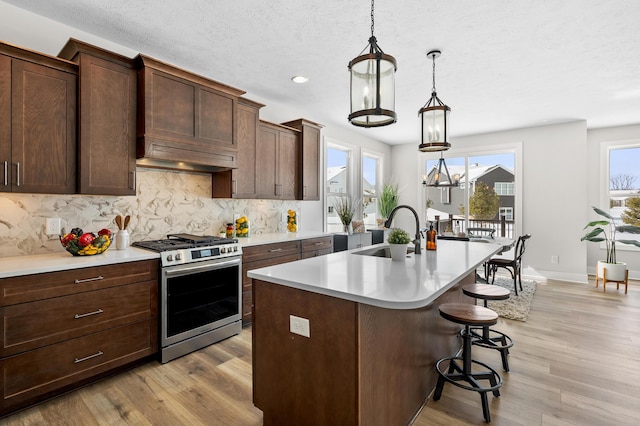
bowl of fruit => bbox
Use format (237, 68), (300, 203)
(60, 228), (112, 256)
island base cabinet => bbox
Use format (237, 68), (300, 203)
(253, 280), (358, 426)
(0, 319), (157, 414)
(252, 271), (474, 426)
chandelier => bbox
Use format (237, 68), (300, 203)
(418, 50), (450, 152)
(348, 0), (397, 128)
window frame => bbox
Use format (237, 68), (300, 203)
(419, 142), (523, 238)
(600, 139), (640, 253)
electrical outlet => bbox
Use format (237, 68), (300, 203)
(551, 255), (559, 264)
(289, 315), (310, 338)
(46, 218), (61, 235)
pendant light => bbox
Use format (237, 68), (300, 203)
(418, 50), (450, 152)
(422, 152), (460, 187)
(348, 0), (397, 128)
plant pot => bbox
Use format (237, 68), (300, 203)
(343, 223), (352, 234)
(597, 260), (627, 282)
(389, 244), (408, 261)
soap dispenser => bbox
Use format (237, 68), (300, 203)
(426, 223), (437, 251)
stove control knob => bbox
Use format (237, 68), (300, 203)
(166, 254), (173, 262)
(221, 247), (227, 253)
(233, 246), (238, 252)
(175, 253), (182, 260)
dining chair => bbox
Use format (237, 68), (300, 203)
(486, 234), (531, 295)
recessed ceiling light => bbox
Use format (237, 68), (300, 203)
(291, 76), (309, 84)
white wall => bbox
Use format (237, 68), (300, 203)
(587, 124), (640, 280)
(392, 121), (590, 283)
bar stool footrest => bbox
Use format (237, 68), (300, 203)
(468, 327), (514, 351)
(435, 356), (503, 394)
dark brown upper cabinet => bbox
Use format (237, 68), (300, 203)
(135, 55), (245, 171)
(212, 97), (264, 198)
(1, 41), (77, 194)
(59, 39), (137, 195)
(256, 121), (300, 200)
(281, 119), (323, 201)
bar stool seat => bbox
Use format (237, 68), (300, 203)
(434, 303), (503, 423)
(462, 284), (514, 372)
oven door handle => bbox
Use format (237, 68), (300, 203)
(164, 259), (240, 276)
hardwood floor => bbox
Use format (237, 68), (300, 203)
(2, 278), (640, 425)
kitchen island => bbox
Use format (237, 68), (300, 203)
(247, 239), (503, 426)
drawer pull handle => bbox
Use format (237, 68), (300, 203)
(74, 351), (104, 364)
(314, 242), (324, 246)
(268, 248), (283, 253)
(74, 309), (104, 319)
(74, 276), (104, 284)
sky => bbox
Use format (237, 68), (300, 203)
(610, 147), (640, 189)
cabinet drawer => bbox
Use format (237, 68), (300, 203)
(0, 319), (157, 413)
(0, 260), (158, 306)
(301, 236), (333, 253)
(242, 253), (300, 290)
(0, 280), (157, 357)
(242, 241), (300, 263)
(301, 248), (333, 259)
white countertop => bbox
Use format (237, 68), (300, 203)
(247, 239), (503, 310)
(0, 247), (160, 278)
(0, 232), (333, 278)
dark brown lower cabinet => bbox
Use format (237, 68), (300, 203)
(0, 260), (159, 416)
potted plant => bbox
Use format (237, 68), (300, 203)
(378, 182), (399, 228)
(333, 196), (357, 234)
(581, 206), (640, 282)
(387, 227), (411, 261)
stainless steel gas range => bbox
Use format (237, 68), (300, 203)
(133, 234), (242, 363)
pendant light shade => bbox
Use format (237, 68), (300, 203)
(418, 50), (450, 152)
(348, 0), (397, 128)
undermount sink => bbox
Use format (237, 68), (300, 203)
(352, 246), (415, 258)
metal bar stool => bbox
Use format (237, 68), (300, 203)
(434, 303), (503, 423)
(462, 284), (514, 371)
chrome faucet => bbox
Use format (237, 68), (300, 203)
(384, 205), (422, 254)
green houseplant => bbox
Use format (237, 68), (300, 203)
(581, 206), (640, 281)
(333, 196), (357, 233)
(387, 227), (411, 261)
(378, 182), (399, 228)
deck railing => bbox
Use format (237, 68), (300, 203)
(434, 215), (515, 239)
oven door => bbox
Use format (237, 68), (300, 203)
(161, 256), (242, 348)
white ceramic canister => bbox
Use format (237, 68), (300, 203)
(116, 229), (130, 250)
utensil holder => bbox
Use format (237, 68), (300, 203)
(116, 230), (130, 250)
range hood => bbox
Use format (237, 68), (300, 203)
(135, 54), (245, 172)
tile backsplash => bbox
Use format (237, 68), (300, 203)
(0, 168), (300, 258)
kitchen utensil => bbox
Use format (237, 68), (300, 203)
(124, 215), (131, 230)
(115, 215), (123, 230)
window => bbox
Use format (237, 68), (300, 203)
(424, 150), (519, 239)
(362, 153), (381, 228)
(607, 144), (640, 246)
(499, 207), (513, 221)
(494, 182), (514, 196)
(326, 144), (352, 232)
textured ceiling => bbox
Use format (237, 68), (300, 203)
(4, 0), (640, 145)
